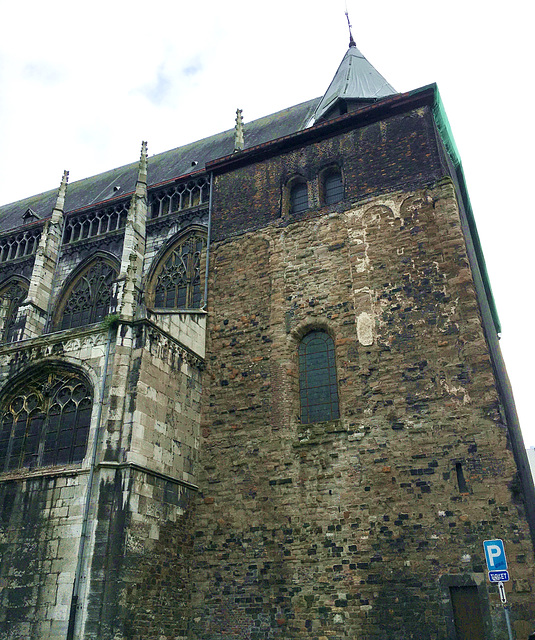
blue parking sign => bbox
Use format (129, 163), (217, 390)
(483, 539), (508, 573)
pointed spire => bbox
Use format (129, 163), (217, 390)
(345, 10), (356, 48)
(234, 108), (244, 152)
(310, 32), (397, 125)
(51, 170), (69, 224)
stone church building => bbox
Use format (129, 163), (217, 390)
(0, 34), (534, 640)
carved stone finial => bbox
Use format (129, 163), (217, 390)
(345, 10), (356, 48)
(51, 170), (69, 224)
(138, 141), (148, 185)
(234, 109), (244, 152)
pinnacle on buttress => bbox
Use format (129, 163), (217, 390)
(51, 170), (69, 224)
(234, 109), (244, 152)
(137, 140), (148, 186)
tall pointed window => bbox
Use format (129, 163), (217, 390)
(150, 232), (206, 309)
(56, 258), (118, 330)
(298, 330), (340, 423)
(0, 280), (28, 343)
(0, 368), (92, 472)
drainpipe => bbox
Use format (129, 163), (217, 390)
(66, 324), (115, 640)
(202, 172), (214, 310)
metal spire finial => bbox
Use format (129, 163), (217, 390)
(345, 9), (356, 48)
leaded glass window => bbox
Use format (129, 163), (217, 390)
(324, 171), (344, 205)
(298, 331), (340, 424)
(290, 182), (308, 215)
(0, 369), (92, 472)
(152, 234), (206, 309)
(59, 259), (118, 330)
(0, 281), (28, 343)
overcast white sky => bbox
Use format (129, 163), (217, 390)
(0, 0), (534, 446)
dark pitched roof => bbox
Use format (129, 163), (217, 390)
(0, 97), (320, 234)
(311, 44), (396, 123)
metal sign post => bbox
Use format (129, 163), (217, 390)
(497, 582), (513, 640)
(483, 540), (513, 640)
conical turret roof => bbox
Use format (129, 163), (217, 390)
(312, 41), (397, 124)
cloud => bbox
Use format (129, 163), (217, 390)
(136, 57), (203, 107)
(138, 66), (173, 106)
(182, 59), (203, 77)
(23, 62), (64, 85)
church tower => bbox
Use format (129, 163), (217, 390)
(0, 27), (533, 640)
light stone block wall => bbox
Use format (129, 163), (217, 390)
(0, 328), (110, 640)
(127, 327), (203, 483)
(528, 447), (535, 488)
(146, 311), (206, 358)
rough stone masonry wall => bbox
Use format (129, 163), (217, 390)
(192, 178), (535, 640)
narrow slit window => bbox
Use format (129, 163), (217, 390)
(455, 462), (469, 493)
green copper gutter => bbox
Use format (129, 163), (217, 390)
(430, 87), (501, 334)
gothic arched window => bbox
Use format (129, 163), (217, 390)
(56, 258), (118, 330)
(150, 233), (207, 309)
(324, 170), (344, 205)
(298, 330), (340, 424)
(0, 280), (28, 343)
(0, 368), (92, 472)
(290, 182), (308, 215)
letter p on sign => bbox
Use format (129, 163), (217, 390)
(483, 539), (508, 572)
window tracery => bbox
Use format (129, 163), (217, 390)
(0, 369), (92, 472)
(150, 233), (206, 309)
(298, 330), (340, 424)
(62, 202), (128, 245)
(149, 177), (210, 220)
(0, 281), (28, 343)
(0, 229), (40, 263)
(57, 259), (118, 330)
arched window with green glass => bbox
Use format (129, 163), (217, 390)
(0, 368), (93, 472)
(298, 330), (340, 424)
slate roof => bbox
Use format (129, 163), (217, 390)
(0, 97), (320, 235)
(312, 43), (397, 123)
